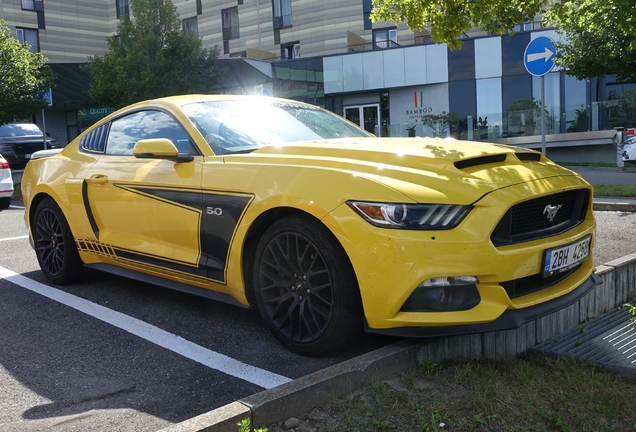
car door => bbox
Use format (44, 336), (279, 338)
(84, 109), (207, 281)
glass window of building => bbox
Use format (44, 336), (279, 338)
(281, 42), (300, 59)
(182, 17), (198, 36)
(16, 28), (39, 53)
(21, 0), (42, 11)
(116, 0), (129, 18)
(373, 28), (398, 49)
(362, 0), (372, 30)
(222, 7), (239, 40)
(272, 0), (292, 29)
(564, 76), (588, 132)
(533, 72), (561, 135)
(476, 78), (503, 139)
(514, 22), (534, 32)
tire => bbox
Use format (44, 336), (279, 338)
(33, 198), (84, 285)
(0, 197), (10, 210)
(253, 215), (363, 356)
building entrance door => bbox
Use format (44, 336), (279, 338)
(344, 104), (380, 134)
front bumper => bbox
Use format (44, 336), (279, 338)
(324, 176), (597, 331)
(365, 272), (602, 337)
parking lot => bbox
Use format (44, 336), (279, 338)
(0, 201), (394, 432)
(1, 198), (636, 431)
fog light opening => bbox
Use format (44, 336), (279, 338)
(400, 276), (481, 312)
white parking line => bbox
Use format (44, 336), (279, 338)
(0, 235), (29, 242)
(0, 266), (291, 389)
(9, 205), (25, 209)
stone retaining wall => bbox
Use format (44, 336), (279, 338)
(416, 256), (636, 362)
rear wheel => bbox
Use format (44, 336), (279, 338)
(253, 216), (363, 356)
(0, 197), (10, 210)
(33, 198), (84, 285)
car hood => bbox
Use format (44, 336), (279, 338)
(242, 137), (584, 204)
(0, 134), (44, 143)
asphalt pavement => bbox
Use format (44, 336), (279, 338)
(161, 167), (636, 432)
(5, 166), (636, 432)
(566, 164), (636, 186)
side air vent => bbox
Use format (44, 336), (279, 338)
(80, 123), (109, 153)
(454, 154), (507, 170)
(515, 152), (542, 162)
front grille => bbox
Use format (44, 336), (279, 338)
(14, 142), (48, 155)
(500, 266), (579, 299)
(491, 189), (589, 246)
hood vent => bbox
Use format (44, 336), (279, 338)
(516, 152), (542, 162)
(454, 154), (506, 170)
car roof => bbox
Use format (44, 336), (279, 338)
(123, 94), (313, 111)
(0, 123), (43, 137)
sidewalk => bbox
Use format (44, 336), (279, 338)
(593, 197), (636, 212)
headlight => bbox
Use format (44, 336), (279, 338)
(46, 139), (60, 148)
(347, 201), (472, 230)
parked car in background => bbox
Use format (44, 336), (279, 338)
(21, 95), (599, 356)
(621, 136), (636, 165)
(0, 123), (61, 170)
(0, 154), (14, 210)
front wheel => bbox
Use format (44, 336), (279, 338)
(33, 198), (84, 285)
(253, 216), (363, 356)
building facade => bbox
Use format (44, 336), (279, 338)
(2, 0), (634, 162)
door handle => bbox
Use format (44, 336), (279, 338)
(89, 174), (108, 185)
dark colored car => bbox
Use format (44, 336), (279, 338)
(0, 123), (61, 170)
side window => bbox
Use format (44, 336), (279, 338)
(105, 110), (191, 156)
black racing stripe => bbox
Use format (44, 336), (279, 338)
(201, 193), (253, 282)
(121, 185), (202, 209)
(114, 248), (209, 279)
(82, 180), (100, 239)
(116, 185), (253, 283)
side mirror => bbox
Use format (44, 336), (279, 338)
(132, 138), (193, 162)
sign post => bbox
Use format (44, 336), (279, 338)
(41, 88), (53, 151)
(523, 37), (556, 155)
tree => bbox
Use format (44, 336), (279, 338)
(421, 111), (459, 137)
(371, 0), (545, 49)
(0, 20), (54, 126)
(371, 0), (636, 81)
(548, 0), (636, 82)
(86, 0), (222, 109)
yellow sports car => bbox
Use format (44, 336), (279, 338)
(21, 95), (599, 356)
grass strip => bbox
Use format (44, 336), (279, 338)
(593, 184), (636, 197)
(269, 354), (636, 432)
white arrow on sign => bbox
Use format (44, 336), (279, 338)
(527, 47), (554, 63)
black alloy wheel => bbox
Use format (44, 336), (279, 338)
(33, 198), (83, 285)
(253, 216), (362, 356)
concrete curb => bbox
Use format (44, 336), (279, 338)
(158, 251), (636, 432)
(157, 342), (416, 432)
(593, 201), (636, 212)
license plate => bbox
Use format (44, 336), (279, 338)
(24, 154), (32, 159)
(542, 235), (591, 278)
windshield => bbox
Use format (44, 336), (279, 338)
(181, 100), (372, 155)
(0, 123), (43, 138)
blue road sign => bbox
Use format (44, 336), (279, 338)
(524, 37), (556, 76)
(43, 88), (53, 106)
